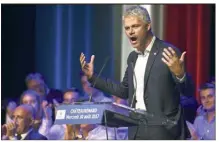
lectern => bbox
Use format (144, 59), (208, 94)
(54, 102), (177, 140)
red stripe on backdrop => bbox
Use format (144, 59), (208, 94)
(164, 4), (211, 103)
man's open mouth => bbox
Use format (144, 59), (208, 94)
(130, 37), (137, 41)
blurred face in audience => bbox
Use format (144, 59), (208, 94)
(200, 88), (215, 111)
(27, 79), (46, 96)
(12, 106), (33, 134)
(7, 101), (17, 117)
(22, 94), (39, 112)
(63, 91), (79, 104)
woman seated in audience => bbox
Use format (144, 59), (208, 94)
(20, 89), (53, 137)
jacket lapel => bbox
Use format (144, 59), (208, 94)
(144, 38), (160, 92)
(23, 130), (33, 140)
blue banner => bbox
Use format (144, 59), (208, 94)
(55, 104), (108, 125)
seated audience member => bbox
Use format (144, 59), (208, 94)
(6, 101), (17, 124)
(25, 72), (63, 105)
(80, 72), (112, 102)
(20, 90), (52, 137)
(62, 88), (81, 104)
(190, 83), (215, 140)
(196, 77), (215, 116)
(1, 99), (17, 125)
(2, 104), (47, 140)
(47, 88), (81, 140)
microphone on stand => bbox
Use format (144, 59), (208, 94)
(130, 62), (137, 109)
(88, 56), (110, 102)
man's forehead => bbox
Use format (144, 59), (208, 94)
(28, 79), (41, 84)
(14, 107), (27, 115)
(23, 94), (36, 100)
(14, 106), (33, 117)
(200, 88), (215, 95)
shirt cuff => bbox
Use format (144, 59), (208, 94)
(175, 73), (186, 83)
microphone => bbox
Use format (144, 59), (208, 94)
(89, 56), (110, 102)
(130, 62), (137, 108)
(86, 55), (110, 140)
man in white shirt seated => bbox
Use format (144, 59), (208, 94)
(190, 83), (215, 140)
(1, 104), (47, 140)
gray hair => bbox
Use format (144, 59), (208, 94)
(123, 5), (151, 24)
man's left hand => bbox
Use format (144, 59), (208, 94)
(162, 47), (186, 78)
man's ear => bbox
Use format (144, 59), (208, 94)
(146, 23), (151, 31)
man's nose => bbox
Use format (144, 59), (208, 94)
(204, 99), (209, 103)
(129, 28), (134, 35)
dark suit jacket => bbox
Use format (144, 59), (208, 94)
(88, 38), (194, 140)
(23, 130), (47, 140)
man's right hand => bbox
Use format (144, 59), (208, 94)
(3, 122), (16, 138)
(80, 53), (95, 79)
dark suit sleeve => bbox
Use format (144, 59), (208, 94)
(87, 53), (133, 99)
(88, 67), (128, 99)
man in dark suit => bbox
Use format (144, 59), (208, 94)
(2, 104), (47, 140)
(80, 5), (193, 140)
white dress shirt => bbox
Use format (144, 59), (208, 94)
(8, 128), (33, 140)
(134, 36), (156, 111)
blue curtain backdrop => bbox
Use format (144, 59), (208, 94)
(35, 5), (115, 91)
